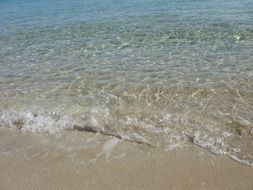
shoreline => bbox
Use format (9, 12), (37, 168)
(0, 128), (253, 190)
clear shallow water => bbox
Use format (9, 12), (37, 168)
(0, 0), (253, 165)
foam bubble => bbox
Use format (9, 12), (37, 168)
(192, 131), (228, 155)
(1, 111), (75, 134)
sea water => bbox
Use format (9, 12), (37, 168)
(0, 0), (253, 165)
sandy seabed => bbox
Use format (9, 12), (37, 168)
(0, 128), (252, 190)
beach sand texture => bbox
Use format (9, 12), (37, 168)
(0, 128), (253, 190)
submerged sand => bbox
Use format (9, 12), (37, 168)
(0, 128), (252, 190)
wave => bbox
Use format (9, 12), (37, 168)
(0, 111), (153, 147)
(1, 109), (253, 166)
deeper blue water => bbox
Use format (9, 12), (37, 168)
(0, 0), (253, 165)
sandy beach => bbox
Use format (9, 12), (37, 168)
(0, 128), (252, 190)
(1, 0), (253, 189)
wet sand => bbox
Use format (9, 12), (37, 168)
(0, 128), (253, 190)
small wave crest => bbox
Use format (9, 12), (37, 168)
(192, 130), (253, 166)
(1, 111), (75, 133)
(0, 110), (153, 147)
(1, 110), (253, 166)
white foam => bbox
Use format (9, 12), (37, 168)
(1, 111), (75, 134)
(193, 131), (228, 155)
(229, 155), (253, 166)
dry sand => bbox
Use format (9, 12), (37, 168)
(0, 128), (252, 190)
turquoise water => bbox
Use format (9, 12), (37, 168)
(0, 0), (253, 165)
